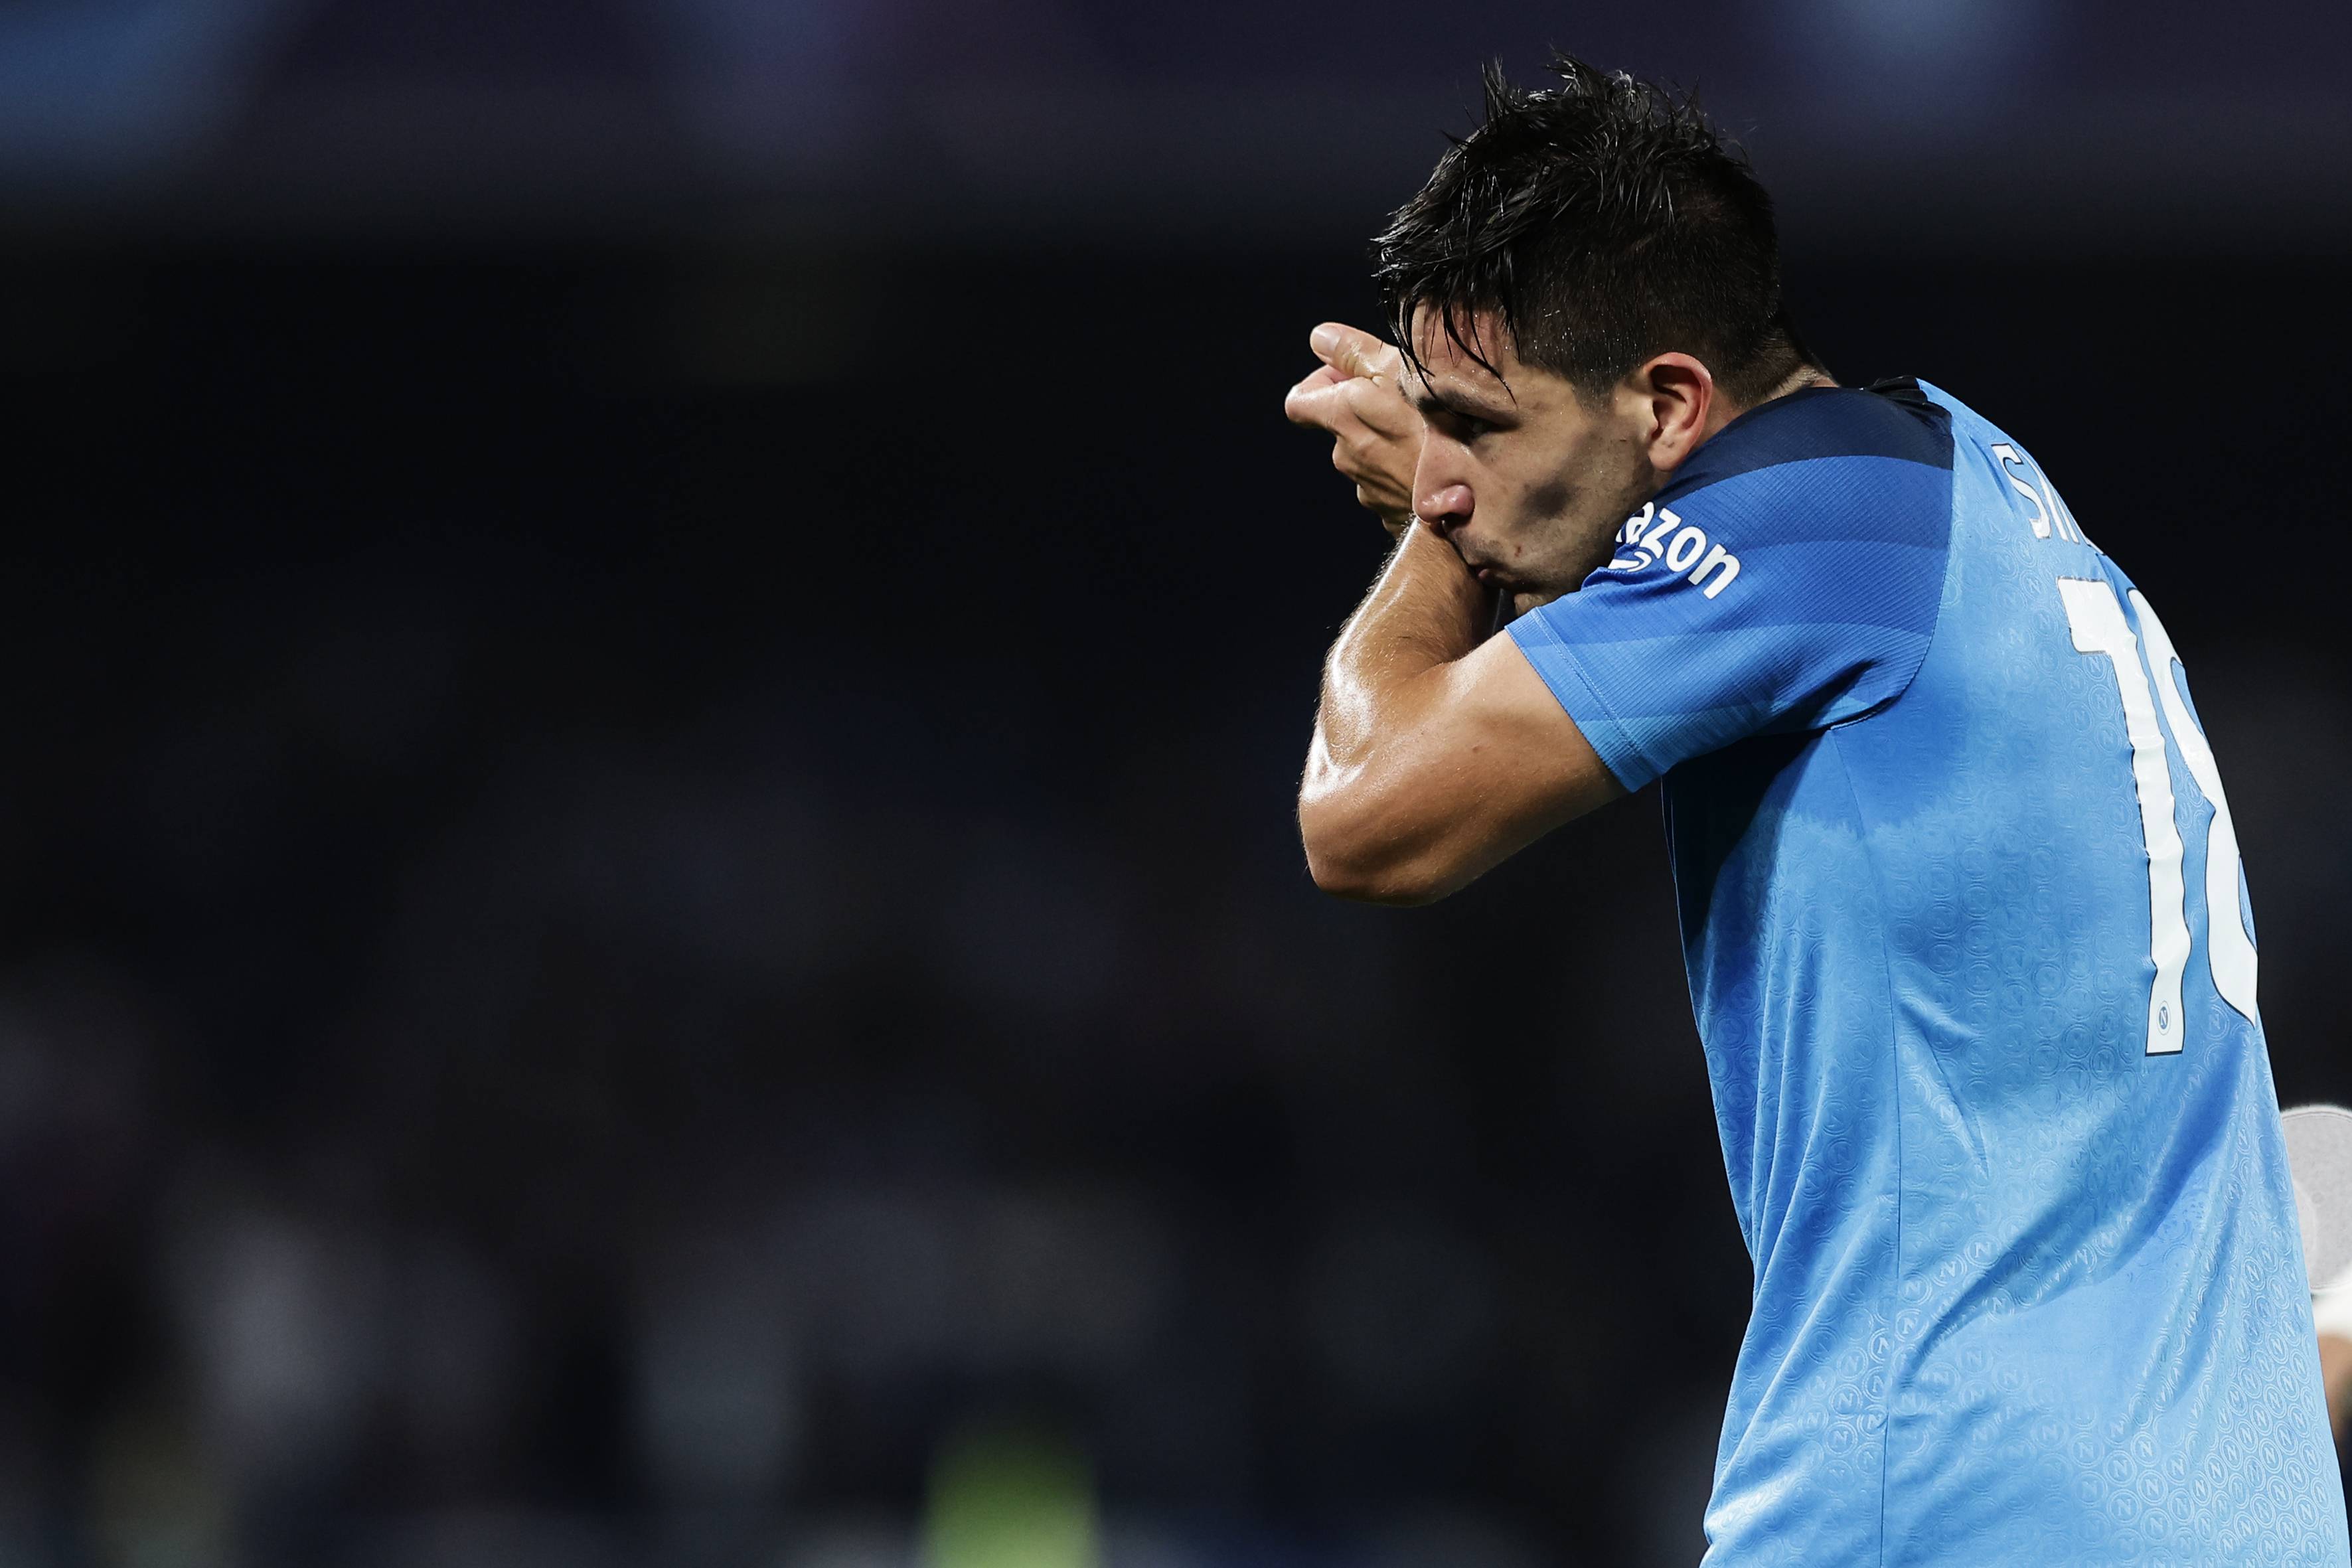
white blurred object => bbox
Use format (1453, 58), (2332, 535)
(2315, 1257), (2352, 1341)
(2301, 1099), (2352, 1340)
(2282, 1105), (2352, 1291)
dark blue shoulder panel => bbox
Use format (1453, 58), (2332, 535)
(1508, 377), (1959, 792)
(1659, 379), (1955, 505)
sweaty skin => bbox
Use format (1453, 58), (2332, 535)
(2323, 1334), (2352, 1439)
(1285, 309), (1831, 903)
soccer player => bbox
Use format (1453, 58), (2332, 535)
(1285, 55), (2348, 1565)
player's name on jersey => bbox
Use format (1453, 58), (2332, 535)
(1992, 441), (2089, 545)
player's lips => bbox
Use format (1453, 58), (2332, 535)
(1450, 534), (1508, 584)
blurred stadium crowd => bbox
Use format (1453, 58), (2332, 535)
(3, 253), (1749, 1567)
(3, 1), (2352, 1565)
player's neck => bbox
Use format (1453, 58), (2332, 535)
(1704, 362), (1840, 439)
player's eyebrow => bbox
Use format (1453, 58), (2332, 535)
(1408, 384), (1515, 424)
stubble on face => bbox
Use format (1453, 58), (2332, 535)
(1405, 311), (1658, 601)
(1508, 441), (1654, 595)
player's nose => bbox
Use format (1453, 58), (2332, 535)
(1416, 481), (1473, 534)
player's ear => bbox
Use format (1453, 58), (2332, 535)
(1631, 353), (1714, 474)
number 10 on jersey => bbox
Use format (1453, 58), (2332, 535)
(2057, 578), (2258, 1054)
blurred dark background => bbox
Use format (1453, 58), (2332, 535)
(2, 3), (2351, 1565)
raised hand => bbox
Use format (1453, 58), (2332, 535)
(1283, 321), (1422, 536)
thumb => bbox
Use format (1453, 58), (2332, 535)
(1310, 321), (1393, 381)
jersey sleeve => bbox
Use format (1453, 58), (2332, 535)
(1507, 392), (1955, 792)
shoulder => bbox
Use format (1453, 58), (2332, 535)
(1594, 381), (1958, 614)
(1611, 382), (1956, 584)
(1674, 379), (1956, 497)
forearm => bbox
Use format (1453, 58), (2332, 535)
(1299, 524), (1493, 900)
(1309, 521), (1486, 767)
(1296, 524), (1617, 902)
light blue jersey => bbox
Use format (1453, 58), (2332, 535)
(1510, 381), (2348, 1566)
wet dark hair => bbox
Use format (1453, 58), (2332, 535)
(1375, 52), (1819, 406)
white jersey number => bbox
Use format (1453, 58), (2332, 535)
(2057, 577), (2257, 1054)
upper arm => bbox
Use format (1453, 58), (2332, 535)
(1423, 628), (1627, 872)
(1300, 629), (1622, 905)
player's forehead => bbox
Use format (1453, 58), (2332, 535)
(1401, 302), (1583, 424)
(1405, 303), (1519, 393)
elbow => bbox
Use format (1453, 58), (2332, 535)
(1297, 792), (1454, 907)
(1304, 844), (1445, 906)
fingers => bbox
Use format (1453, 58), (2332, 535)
(1289, 321), (1415, 534)
(1348, 378), (1419, 439)
(1287, 369), (1416, 437)
(1308, 321), (1399, 382)
(1283, 364), (1348, 426)
(1285, 382), (1358, 435)
(1330, 422), (1415, 512)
